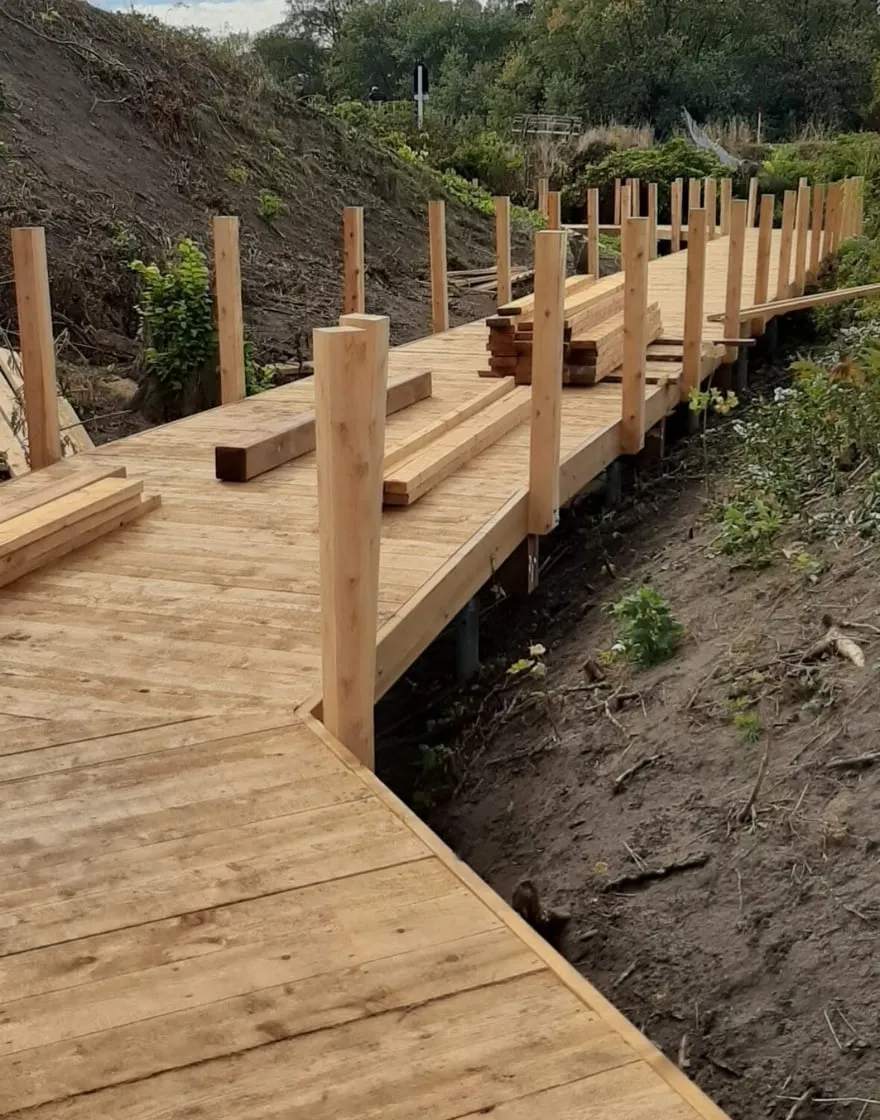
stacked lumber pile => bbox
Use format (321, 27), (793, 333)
(0, 463), (159, 588)
(481, 273), (664, 386)
(449, 266), (534, 294)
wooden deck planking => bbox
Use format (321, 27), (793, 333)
(0, 237), (764, 1119)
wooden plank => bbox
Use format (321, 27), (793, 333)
(823, 181), (840, 261)
(494, 196), (512, 306)
(546, 190), (561, 231)
(647, 182), (658, 259)
(704, 178), (717, 240)
(214, 370), (431, 482)
(682, 207), (707, 399)
(670, 178), (682, 253)
(314, 319), (387, 769)
(0, 477), (142, 560)
(0, 348), (92, 457)
(809, 183), (825, 281)
(621, 217), (649, 454)
(384, 391), (531, 507)
(793, 183), (810, 297)
(0, 461), (126, 523)
(342, 206), (366, 315)
(587, 188), (600, 277)
(11, 227), (62, 470)
(688, 178), (701, 215)
(619, 183), (631, 261)
(776, 189), (797, 300)
(719, 177), (732, 236)
(723, 200), (748, 363)
(528, 230), (566, 535)
(747, 177), (758, 227)
(429, 200), (449, 334)
(213, 216), (246, 405)
(713, 281), (880, 323)
(383, 380), (513, 472)
(613, 178), (621, 225)
(752, 193), (775, 336)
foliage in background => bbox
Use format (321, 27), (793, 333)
(608, 586), (684, 669)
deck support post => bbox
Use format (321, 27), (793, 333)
(11, 226), (62, 470)
(342, 206), (366, 315)
(454, 596), (480, 683)
(527, 230), (567, 536)
(620, 217), (649, 454)
(735, 346), (749, 394)
(494, 196), (512, 306)
(314, 315), (389, 770)
(682, 207), (707, 402)
(766, 317), (779, 358)
(723, 199), (748, 366)
(428, 200), (449, 334)
(496, 535), (540, 596)
(688, 178), (702, 217)
(213, 216), (247, 405)
(604, 460), (624, 508)
(793, 184), (810, 297)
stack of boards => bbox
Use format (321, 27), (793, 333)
(482, 273), (664, 386)
(0, 463), (159, 589)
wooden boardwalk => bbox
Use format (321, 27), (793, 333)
(0, 231), (787, 1119)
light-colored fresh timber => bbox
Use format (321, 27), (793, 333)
(776, 189), (797, 300)
(537, 175), (549, 219)
(546, 190), (561, 231)
(527, 230), (567, 534)
(428, 200), (449, 334)
(342, 206), (366, 315)
(809, 183), (825, 282)
(315, 319), (388, 768)
(824, 181), (842, 260)
(704, 178), (717, 240)
(619, 183), (631, 261)
(647, 182), (658, 259)
(719, 177), (732, 236)
(793, 183), (810, 297)
(628, 176), (640, 217)
(620, 217), (649, 454)
(714, 281), (880, 324)
(682, 207), (707, 398)
(10, 227), (62, 470)
(752, 193), (775, 336)
(670, 178), (682, 252)
(587, 187), (600, 277)
(747, 177), (758, 227)
(213, 216), (247, 404)
(688, 177), (701, 215)
(723, 200), (748, 363)
(613, 177), (621, 224)
(494, 196), (512, 306)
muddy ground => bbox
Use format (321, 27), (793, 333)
(377, 381), (880, 1120)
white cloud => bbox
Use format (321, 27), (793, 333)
(124, 0), (287, 35)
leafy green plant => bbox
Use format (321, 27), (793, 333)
(688, 386), (738, 494)
(257, 189), (286, 223)
(226, 163), (248, 184)
(717, 496), (782, 565)
(507, 643), (547, 679)
(732, 709), (761, 743)
(608, 587), (683, 669)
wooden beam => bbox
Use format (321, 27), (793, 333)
(618, 183), (631, 263)
(647, 182), (658, 259)
(428, 200), (449, 334)
(314, 318), (388, 769)
(682, 207), (707, 400)
(537, 176), (549, 219)
(628, 177), (640, 217)
(688, 178), (701, 215)
(527, 229), (567, 534)
(719, 177), (732, 236)
(808, 183), (825, 282)
(613, 178), (621, 225)
(704, 178), (717, 240)
(494, 196), (512, 306)
(712, 282), (880, 324)
(747, 177), (758, 227)
(793, 183), (810, 297)
(212, 216), (247, 406)
(620, 217), (649, 454)
(587, 188), (600, 277)
(214, 369), (431, 482)
(724, 200), (747, 363)
(10, 227), (62, 470)
(546, 190), (561, 231)
(752, 192), (775, 336)
(776, 189), (797, 300)
(826, 181), (843, 259)
(670, 178), (682, 253)
(342, 206), (365, 315)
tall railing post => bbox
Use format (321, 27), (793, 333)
(747, 177), (759, 228)
(11, 227), (62, 469)
(670, 178), (683, 253)
(682, 208), (707, 401)
(613, 178), (622, 225)
(546, 190), (561, 231)
(808, 184), (825, 282)
(776, 189), (797, 300)
(704, 178), (717, 240)
(793, 183), (811, 297)
(428, 200), (449, 334)
(724, 199), (747, 365)
(752, 193), (775, 337)
(720, 177), (732, 236)
(213, 216), (247, 405)
(647, 182), (658, 259)
(688, 178), (702, 216)
(494, 196), (512, 306)
(314, 314), (389, 769)
(619, 183), (631, 266)
(342, 206), (366, 315)
(587, 187), (600, 277)
(620, 217), (649, 454)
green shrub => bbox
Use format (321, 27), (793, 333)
(608, 586), (683, 669)
(441, 130), (524, 197)
(226, 164), (248, 184)
(257, 189), (286, 223)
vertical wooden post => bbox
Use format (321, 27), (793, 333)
(613, 178), (622, 225)
(527, 230), (567, 536)
(747, 177), (759, 227)
(494, 196), (512, 306)
(826, 182), (843, 259)
(546, 190), (561, 231)
(428, 200), (448, 334)
(629, 177), (641, 217)
(857, 177), (865, 235)
(723, 200), (747, 363)
(587, 187), (600, 277)
(537, 177), (549, 219)
(775, 189), (797, 300)
(682, 208), (707, 400)
(822, 182), (838, 261)
(619, 183), (631, 266)
(720, 178), (732, 236)
(647, 182), (658, 259)
(808, 184), (825, 282)
(688, 178), (702, 215)
(342, 206), (365, 315)
(704, 178), (717, 240)
(314, 316), (389, 769)
(620, 217), (649, 454)
(11, 227), (62, 470)
(670, 178), (682, 252)
(212, 216), (247, 406)
(793, 183), (810, 297)
(842, 178), (855, 241)
(752, 193), (775, 337)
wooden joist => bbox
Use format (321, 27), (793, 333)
(0, 472), (159, 588)
(384, 388), (530, 507)
(214, 370), (432, 482)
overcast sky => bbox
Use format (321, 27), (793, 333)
(96, 0), (286, 35)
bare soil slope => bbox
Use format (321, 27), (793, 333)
(0, 0), (501, 373)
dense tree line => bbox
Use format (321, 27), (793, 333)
(254, 0), (880, 138)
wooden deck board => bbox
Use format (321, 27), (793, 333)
(0, 238), (762, 1119)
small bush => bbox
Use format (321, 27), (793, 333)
(257, 189), (286, 223)
(226, 164), (248, 184)
(608, 586), (683, 669)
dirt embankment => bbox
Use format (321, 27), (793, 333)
(0, 0), (511, 436)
